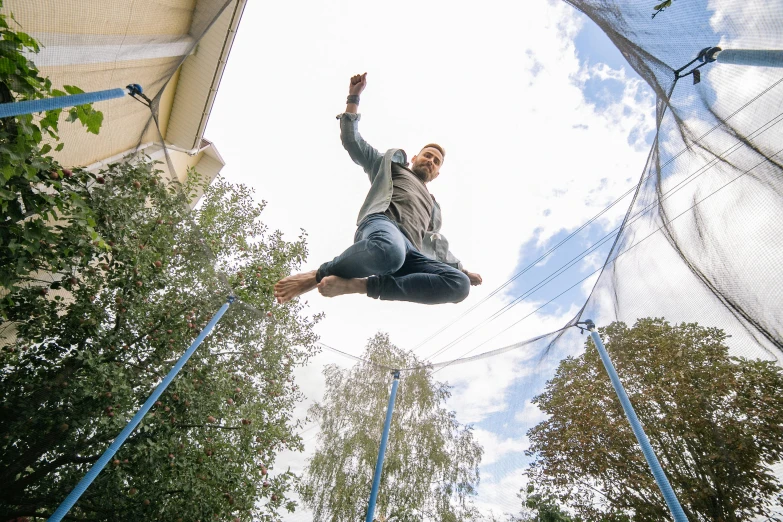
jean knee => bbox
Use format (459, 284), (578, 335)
(367, 238), (405, 274)
(452, 271), (471, 303)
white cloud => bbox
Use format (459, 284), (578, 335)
(580, 270), (600, 297)
(473, 428), (530, 466)
(709, 0), (783, 46)
(514, 399), (549, 426)
(581, 250), (604, 273)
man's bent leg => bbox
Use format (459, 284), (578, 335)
(316, 214), (407, 283)
(277, 215), (407, 303)
(275, 214), (406, 303)
(368, 247), (470, 305)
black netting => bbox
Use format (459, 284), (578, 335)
(567, 0), (783, 359)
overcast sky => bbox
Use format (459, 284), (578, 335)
(204, 0), (661, 518)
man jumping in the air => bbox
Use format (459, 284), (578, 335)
(274, 73), (482, 305)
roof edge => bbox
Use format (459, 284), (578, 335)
(189, 0), (247, 152)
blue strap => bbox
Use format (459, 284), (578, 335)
(0, 88), (126, 118)
(48, 296), (235, 522)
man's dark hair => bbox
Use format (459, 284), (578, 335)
(421, 143), (445, 159)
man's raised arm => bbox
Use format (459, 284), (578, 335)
(338, 73), (383, 178)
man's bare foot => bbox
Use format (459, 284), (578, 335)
(317, 275), (367, 298)
(274, 270), (318, 303)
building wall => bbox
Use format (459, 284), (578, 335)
(2, 0), (237, 173)
(165, 1), (244, 151)
(3, 1), (197, 36)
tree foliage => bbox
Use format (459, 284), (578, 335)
(525, 318), (783, 521)
(300, 333), (483, 522)
(1, 7), (324, 520)
(1, 3), (106, 294)
(0, 153), (322, 520)
(510, 484), (581, 522)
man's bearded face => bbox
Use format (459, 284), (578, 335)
(411, 147), (444, 183)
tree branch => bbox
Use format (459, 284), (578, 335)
(4, 453), (100, 498)
(175, 423), (242, 430)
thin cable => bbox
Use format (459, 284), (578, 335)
(424, 230), (618, 362)
(317, 342), (394, 371)
(396, 326), (571, 373)
(432, 271), (602, 375)
(423, 110), (783, 363)
(411, 76), (783, 355)
(431, 146), (782, 374)
(410, 184), (633, 352)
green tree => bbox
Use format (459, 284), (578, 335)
(300, 333), (483, 522)
(0, 159), (321, 520)
(525, 318), (783, 521)
(511, 484), (581, 522)
(1, 3), (106, 294)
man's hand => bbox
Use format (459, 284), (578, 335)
(464, 271), (483, 286)
(349, 72), (367, 96)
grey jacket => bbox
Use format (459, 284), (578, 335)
(337, 112), (463, 271)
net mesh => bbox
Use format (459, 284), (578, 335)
(565, 0), (783, 361)
(2, 0), (783, 520)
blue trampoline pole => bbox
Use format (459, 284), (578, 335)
(583, 320), (687, 522)
(365, 370), (401, 522)
(0, 88), (128, 119)
(48, 296), (235, 522)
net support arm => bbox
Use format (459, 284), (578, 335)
(710, 48), (783, 68)
(676, 47), (783, 84)
(0, 87), (130, 119)
(580, 320), (688, 522)
(48, 296), (236, 522)
(365, 370), (401, 522)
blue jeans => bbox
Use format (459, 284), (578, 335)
(316, 214), (470, 305)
